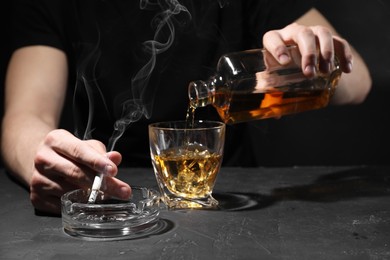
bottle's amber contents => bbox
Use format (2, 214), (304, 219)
(212, 74), (340, 124)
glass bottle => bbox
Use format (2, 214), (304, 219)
(188, 45), (342, 124)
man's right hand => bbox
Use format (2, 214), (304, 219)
(31, 129), (132, 214)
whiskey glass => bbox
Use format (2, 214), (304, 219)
(149, 120), (225, 209)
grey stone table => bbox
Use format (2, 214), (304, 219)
(1, 166), (389, 259)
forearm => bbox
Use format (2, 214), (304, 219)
(1, 112), (56, 186)
(1, 46), (68, 186)
(331, 50), (372, 105)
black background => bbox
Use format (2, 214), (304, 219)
(1, 1), (389, 166)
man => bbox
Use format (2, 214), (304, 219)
(1, 0), (371, 214)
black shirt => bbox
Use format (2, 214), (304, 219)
(10, 0), (315, 166)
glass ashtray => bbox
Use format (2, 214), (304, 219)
(61, 187), (161, 240)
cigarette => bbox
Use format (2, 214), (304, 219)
(88, 173), (104, 203)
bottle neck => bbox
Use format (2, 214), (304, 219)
(188, 76), (222, 108)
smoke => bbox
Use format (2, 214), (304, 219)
(75, 1), (191, 152)
(75, 1), (232, 152)
(73, 29), (110, 141)
(106, 0), (191, 151)
(216, 0), (229, 8)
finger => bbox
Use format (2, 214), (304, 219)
(31, 166), (65, 195)
(43, 129), (117, 176)
(85, 139), (106, 153)
(32, 162), (84, 195)
(101, 176), (132, 200)
(264, 23), (318, 77)
(30, 171), (75, 215)
(290, 27), (318, 77)
(262, 30), (292, 65)
(310, 25), (334, 73)
(106, 151), (122, 166)
(333, 36), (353, 73)
(34, 144), (96, 187)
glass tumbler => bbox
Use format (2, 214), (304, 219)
(149, 120), (225, 209)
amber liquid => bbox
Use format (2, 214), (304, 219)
(153, 144), (222, 199)
(215, 87), (331, 124)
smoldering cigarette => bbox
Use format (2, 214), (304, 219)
(88, 173), (104, 203)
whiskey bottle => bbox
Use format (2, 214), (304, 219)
(188, 45), (342, 124)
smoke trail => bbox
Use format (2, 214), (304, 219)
(73, 29), (110, 140)
(73, 1), (191, 152)
(216, 0), (229, 8)
(106, 0), (191, 151)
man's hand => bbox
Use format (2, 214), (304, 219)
(30, 129), (131, 214)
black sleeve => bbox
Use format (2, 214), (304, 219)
(10, 0), (67, 53)
(243, 0), (318, 48)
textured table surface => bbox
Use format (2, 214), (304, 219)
(1, 166), (389, 259)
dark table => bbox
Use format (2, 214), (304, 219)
(1, 166), (390, 259)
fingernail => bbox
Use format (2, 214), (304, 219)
(305, 65), (317, 75)
(278, 53), (290, 64)
(347, 61), (353, 72)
